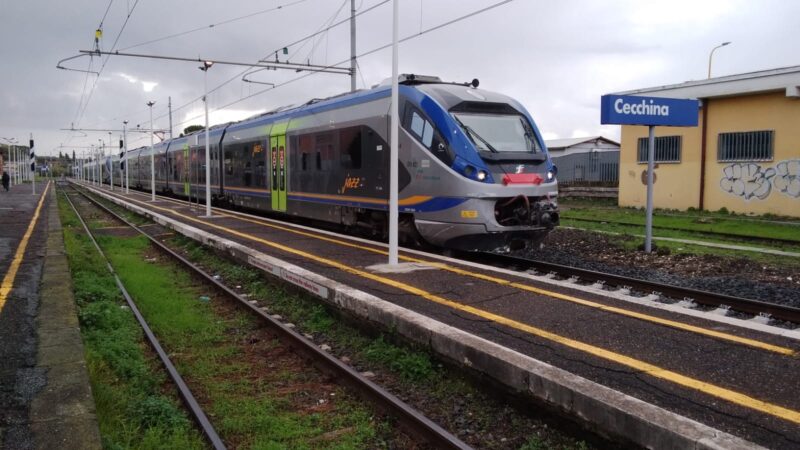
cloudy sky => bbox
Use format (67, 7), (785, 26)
(0, 0), (798, 157)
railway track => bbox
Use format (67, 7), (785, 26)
(562, 216), (800, 246)
(459, 250), (800, 325)
(62, 182), (471, 450)
(72, 181), (800, 327)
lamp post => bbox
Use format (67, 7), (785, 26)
(199, 61), (214, 217)
(108, 131), (113, 190)
(123, 120), (129, 193)
(147, 100), (156, 201)
(98, 138), (104, 186)
(707, 41), (731, 78)
(388, 0), (399, 265)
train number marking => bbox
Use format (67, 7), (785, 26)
(460, 210), (479, 219)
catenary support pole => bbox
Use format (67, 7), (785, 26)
(200, 61), (214, 217)
(124, 121), (129, 193)
(388, 0), (399, 265)
(168, 96), (173, 140)
(645, 125), (655, 253)
(148, 101), (156, 201)
(350, 0), (357, 92)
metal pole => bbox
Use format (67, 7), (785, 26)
(109, 133), (114, 190)
(388, 0), (399, 265)
(168, 96), (173, 140)
(124, 121), (129, 193)
(203, 67), (212, 217)
(350, 0), (357, 92)
(645, 125), (655, 253)
(148, 101), (156, 201)
(9, 145), (14, 186)
(707, 41), (731, 79)
(30, 134), (35, 195)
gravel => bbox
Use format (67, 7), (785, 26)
(524, 229), (800, 309)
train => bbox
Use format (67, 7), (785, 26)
(83, 74), (560, 251)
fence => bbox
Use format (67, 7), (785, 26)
(551, 151), (619, 186)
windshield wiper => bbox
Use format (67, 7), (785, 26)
(454, 116), (499, 153)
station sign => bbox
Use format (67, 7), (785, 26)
(600, 94), (699, 127)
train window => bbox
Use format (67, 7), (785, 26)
(340, 127), (362, 169)
(224, 150), (233, 176)
(301, 152), (308, 171)
(411, 112), (425, 137)
(403, 104), (454, 166)
(316, 151), (322, 170)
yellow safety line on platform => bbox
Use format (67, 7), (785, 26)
(110, 188), (794, 356)
(0, 182), (51, 313)
(102, 189), (800, 425)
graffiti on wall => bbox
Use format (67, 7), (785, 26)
(720, 159), (800, 200)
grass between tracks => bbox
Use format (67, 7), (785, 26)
(58, 192), (205, 450)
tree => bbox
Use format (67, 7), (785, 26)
(183, 125), (204, 135)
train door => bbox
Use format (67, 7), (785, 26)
(270, 122), (288, 212)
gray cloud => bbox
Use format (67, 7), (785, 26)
(1, 0), (798, 155)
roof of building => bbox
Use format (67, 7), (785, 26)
(545, 136), (619, 150)
(614, 65), (800, 100)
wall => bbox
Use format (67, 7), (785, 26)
(618, 113), (704, 210)
(618, 91), (800, 217)
(703, 92), (800, 216)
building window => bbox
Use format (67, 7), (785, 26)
(637, 136), (681, 163)
(717, 130), (773, 162)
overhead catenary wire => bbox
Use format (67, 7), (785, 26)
(170, 0), (516, 131)
(74, 0), (142, 130)
(152, 0), (390, 125)
(118, 0), (310, 52)
(77, 0), (389, 134)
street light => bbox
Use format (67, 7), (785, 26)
(147, 100), (156, 201)
(199, 60), (214, 217)
(708, 41), (731, 78)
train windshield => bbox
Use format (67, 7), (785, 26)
(452, 113), (542, 153)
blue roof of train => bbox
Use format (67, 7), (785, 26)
(225, 85), (394, 133)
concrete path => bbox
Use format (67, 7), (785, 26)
(0, 182), (100, 450)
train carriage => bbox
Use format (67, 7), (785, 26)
(90, 74), (559, 251)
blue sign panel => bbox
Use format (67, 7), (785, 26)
(600, 95), (699, 127)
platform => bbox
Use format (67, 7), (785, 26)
(0, 182), (101, 450)
(83, 181), (800, 449)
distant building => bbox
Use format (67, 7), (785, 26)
(614, 65), (800, 217)
(546, 136), (619, 185)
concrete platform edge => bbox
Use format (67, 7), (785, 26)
(31, 188), (102, 450)
(86, 184), (762, 450)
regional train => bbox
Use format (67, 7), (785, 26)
(83, 74), (559, 251)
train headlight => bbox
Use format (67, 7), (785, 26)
(546, 165), (558, 181)
(476, 170), (487, 181)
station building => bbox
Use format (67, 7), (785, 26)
(614, 65), (800, 217)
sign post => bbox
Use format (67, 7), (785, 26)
(600, 94), (699, 252)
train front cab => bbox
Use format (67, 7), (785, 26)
(399, 81), (559, 251)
